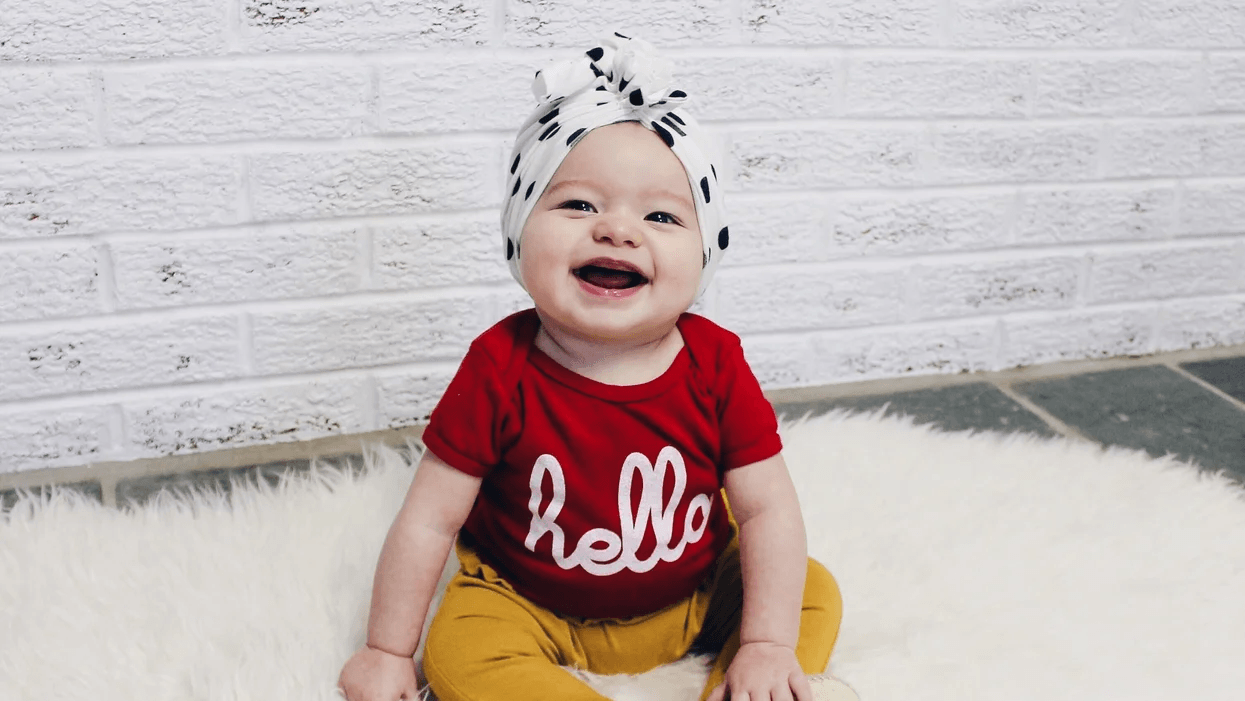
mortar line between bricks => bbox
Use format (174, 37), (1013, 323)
(6, 115), (1245, 163)
(1163, 361), (1245, 413)
(988, 379), (1095, 445)
(8, 46), (1225, 72)
(0, 360), (463, 412)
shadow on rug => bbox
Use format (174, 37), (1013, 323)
(3, 411), (1244, 701)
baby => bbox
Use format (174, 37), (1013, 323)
(338, 34), (849, 701)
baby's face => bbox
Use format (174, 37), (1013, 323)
(519, 121), (703, 345)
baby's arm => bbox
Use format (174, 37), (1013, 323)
(709, 452), (815, 701)
(338, 448), (483, 701)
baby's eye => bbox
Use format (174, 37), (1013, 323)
(559, 200), (596, 213)
(646, 211), (680, 225)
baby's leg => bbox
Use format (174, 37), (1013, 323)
(692, 551), (843, 701)
(422, 568), (613, 701)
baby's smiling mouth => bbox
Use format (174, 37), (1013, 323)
(574, 258), (649, 290)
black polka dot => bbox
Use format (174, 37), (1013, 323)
(667, 112), (685, 126)
(538, 108), (559, 125)
(596, 85), (608, 91)
(510, 154), (520, 174)
(590, 64), (604, 77)
(511, 178), (521, 196)
(539, 122), (560, 141)
(660, 115), (686, 137)
(700, 177), (711, 203)
(506, 238), (514, 260)
(516, 240), (521, 259)
(566, 127), (586, 145)
(525, 182), (535, 200)
(629, 89), (644, 106)
(670, 90), (687, 98)
(718, 227), (729, 249)
(651, 121), (674, 147)
(586, 47), (605, 62)
(702, 251), (709, 268)
(614, 31), (630, 39)
(711, 164), (717, 180)
(618, 76), (629, 92)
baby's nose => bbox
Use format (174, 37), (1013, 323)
(592, 214), (644, 247)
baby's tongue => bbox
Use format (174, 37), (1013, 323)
(578, 265), (640, 289)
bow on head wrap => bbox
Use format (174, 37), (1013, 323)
(501, 33), (729, 299)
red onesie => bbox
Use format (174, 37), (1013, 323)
(422, 309), (782, 620)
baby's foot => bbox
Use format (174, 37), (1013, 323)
(807, 673), (860, 701)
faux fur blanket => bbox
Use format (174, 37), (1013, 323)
(3, 411), (1244, 700)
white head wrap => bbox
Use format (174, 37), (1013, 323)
(501, 32), (729, 299)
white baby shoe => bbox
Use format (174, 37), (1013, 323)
(807, 673), (860, 701)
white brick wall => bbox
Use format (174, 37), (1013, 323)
(2, 0), (1244, 472)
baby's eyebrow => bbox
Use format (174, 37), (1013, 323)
(640, 187), (694, 209)
(544, 179), (595, 198)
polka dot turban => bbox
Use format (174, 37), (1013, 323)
(501, 32), (729, 299)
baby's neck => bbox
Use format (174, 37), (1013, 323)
(534, 322), (684, 387)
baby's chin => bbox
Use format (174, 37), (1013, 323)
(536, 305), (682, 345)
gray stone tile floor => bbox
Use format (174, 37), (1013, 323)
(3, 349), (1243, 510)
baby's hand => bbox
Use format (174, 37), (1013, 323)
(337, 645), (421, 701)
(707, 641), (813, 701)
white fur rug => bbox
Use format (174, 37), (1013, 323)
(3, 411), (1245, 701)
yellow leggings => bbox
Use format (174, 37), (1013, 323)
(422, 525), (843, 701)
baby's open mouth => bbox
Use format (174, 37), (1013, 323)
(574, 260), (649, 290)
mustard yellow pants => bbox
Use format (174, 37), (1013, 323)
(422, 518), (843, 701)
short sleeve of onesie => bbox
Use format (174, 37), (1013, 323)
(708, 331), (784, 471)
(422, 343), (513, 479)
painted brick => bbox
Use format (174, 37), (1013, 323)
(730, 126), (924, 191)
(0, 242), (99, 322)
(0, 0), (223, 61)
(1015, 184), (1175, 244)
(1031, 57), (1203, 117)
(238, 0), (491, 52)
(250, 294), (496, 374)
(1201, 121), (1245, 177)
(949, 0), (1130, 48)
(829, 190), (1014, 257)
(104, 65), (371, 145)
(1088, 243), (1243, 304)
(110, 224), (361, 310)
(716, 266), (907, 333)
(1157, 295), (1245, 351)
(844, 56), (1029, 118)
(1181, 180), (1245, 236)
(1208, 54), (1245, 112)
(0, 315), (241, 401)
(380, 56), (532, 135)
(0, 404), (113, 473)
(1000, 307), (1155, 367)
(0, 155), (242, 240)
(250, 143), (497, 221)
(720, 195), (831, 268)
(372, 214), (511, 290)
(742, 0), (939, 46)
(675, 55), (841, 122)
(1134, 0), (1245, 48)
(909, 256), (1082, 320)
(738, 334), (816, 389)
(374, 365), (458, 428)
(505, 0), (732, 47)
(123, 378), (367, 457)
(809, 320), (999, 384)
(931, 123), (1101, 184)
(0, 68), (98, 151)
(1103, 121), (1204, 178)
